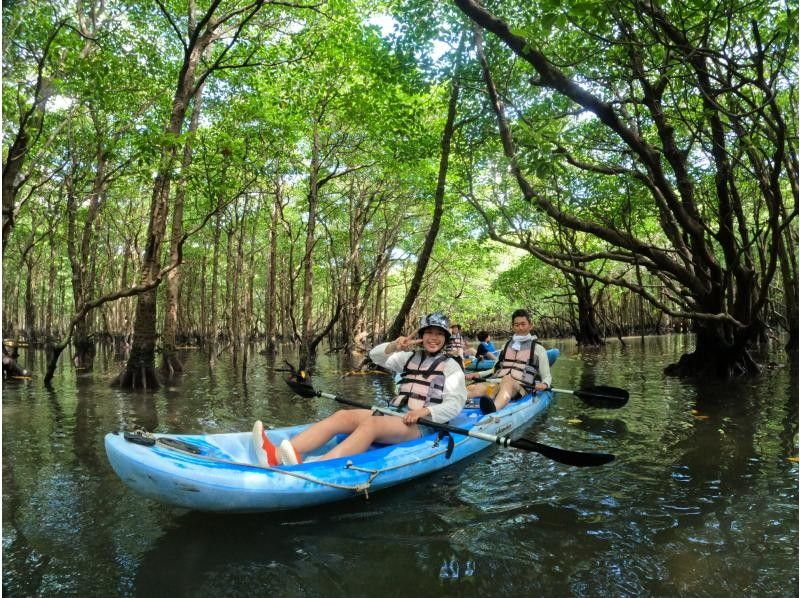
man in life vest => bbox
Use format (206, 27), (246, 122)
(464, 309), (551, 411)
(253, 311), (467, 466)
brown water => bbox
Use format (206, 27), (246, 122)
(2, 335), (797, 596)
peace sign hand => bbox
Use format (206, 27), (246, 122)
(393, 336), (422, 352)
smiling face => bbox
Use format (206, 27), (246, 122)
(421, 327), (447, 353)
(511, 316), (532, 335)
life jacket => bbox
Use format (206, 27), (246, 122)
(393, 351), (453, 410)
(446, 332), (465, 352)
(494, 338), (540, 386)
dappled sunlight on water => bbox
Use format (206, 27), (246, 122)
(2, 335), (797, 596)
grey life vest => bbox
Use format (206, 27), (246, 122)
(393, 351), (453, 409)
(446, 332), (465, 352)
(495, 338), (540, 386)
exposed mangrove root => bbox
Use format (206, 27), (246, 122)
(72, 337), (96, 372)
(111, 363), (161, 390)
(160, 351), (184, 377)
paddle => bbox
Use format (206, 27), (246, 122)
(527, 385), (629, 409)
(282, 367), (614, 467)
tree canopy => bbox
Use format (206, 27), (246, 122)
(2, 0), (796, 381)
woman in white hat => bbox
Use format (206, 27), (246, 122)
(254, 312), (467, 465)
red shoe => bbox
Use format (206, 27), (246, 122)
(252, 420), (279, 466)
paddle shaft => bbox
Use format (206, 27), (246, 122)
(552, 387), (625, 402)
(314, 390), (614, 467)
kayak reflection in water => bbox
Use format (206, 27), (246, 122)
(253, 311), (467, 466)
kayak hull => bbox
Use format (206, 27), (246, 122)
(105, 349), (559, 513)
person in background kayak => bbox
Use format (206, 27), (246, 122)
(445, 323), (474, 364)
(253, 311), (467, 466)
(474, 330), (499, 361)
(465, 309), (551, 412)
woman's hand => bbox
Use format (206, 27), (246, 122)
(403, 407), (430, 424)
(389, 336), (422, 353)
(465, 373), (475, 381)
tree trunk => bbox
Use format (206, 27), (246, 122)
(299, 124), (321, 368)
(777, 220), (799, 356)
(23, 257), (35, 342)
(264, 175), (280, 354)
(573, 276), (604, 346)
(112, 290), (162, 389)
(230, 200), (248, 368)
(199, 252), (207, 350)
(161, 82), (204, 376)
(2, 23), (64, 254)
(115, 6), (228, 389)
(208, 212), (222, 365)
(244, 219), (257, 374)
(44, 236), (57, 341)
(387, 61), (461, 339)
(113, 161), (173, 390)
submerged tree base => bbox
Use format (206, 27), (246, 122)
(664, 347), (762, 378)
(111, 365), (161, 389)
(73, 337), (96, 372)
(112, 347), (161, 390)
(160, 350), (184, 377)
(576, 333), (604, 347)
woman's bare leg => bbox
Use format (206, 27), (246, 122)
(319, 416), (420, 461)
(289, 409), (373, 454)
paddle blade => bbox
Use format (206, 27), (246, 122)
(510, 437), (615, 467)
(282, 365), (319, 398)
(574, 386), (629, 409)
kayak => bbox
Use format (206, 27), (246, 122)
(464, 357), (496, 371)
(105, 349), (559, 513)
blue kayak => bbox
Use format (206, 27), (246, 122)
(105, 349), (559, 513)
(464, 357), (496, 371)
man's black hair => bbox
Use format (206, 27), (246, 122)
(511, 308), (531, 322)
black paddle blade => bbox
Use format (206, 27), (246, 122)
(282, 362), (319, 398)
(510, 437), (615, 467)
(574, 386), (629, 409)
(285, 376), (319, 398)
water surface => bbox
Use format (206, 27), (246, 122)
(3, 336), (797, 596)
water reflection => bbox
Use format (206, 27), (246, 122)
(2, 336), (797, 596)
(569, 413), (629, 437)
